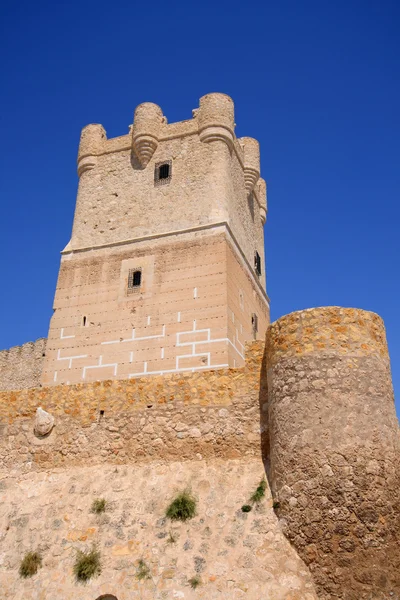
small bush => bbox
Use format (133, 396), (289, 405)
(250, 479), (267, 504)
(73, 547), (101, 582)
(91, 498), (107, 514)
(273, 500), (280, 510)
(241, 504), (252, 513)
(189, 576), (201, 589)
(136, 558), (151, 581)
(167, 531), (178, 544)
(19, 551), (42, 578)
(166, 491), (196, 522)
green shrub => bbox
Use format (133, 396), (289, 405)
(167, 531), (178, 544)
(166, 491), (196, 521)
(136, 558), (151, 581)
(19, 551), (42, 578)
(91, 498), (107, 514)
(250, 479), (267, 504)
(273, 500), (280, 510)
(241, 504), (252, 513)
(73, 547), (101, 582)
(189, 576), (201, 589)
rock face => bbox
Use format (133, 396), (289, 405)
(34, 407), (54, 437)
(266, 307), (400, 600)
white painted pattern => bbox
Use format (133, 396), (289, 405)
(101, 324), (166, 345)
(82, 355), (118, 380)
(54, 305), (245, 382)
(60, 328), (75, 340)
(54, 347), (88, 383)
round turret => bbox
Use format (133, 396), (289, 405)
(266, 307), (400, 598)
(257, 178), (267, 224)
(131, 102), (164, 167)
(77, 124), (106, 177)
(240, 137), (260, 194)
(197, 93), (235, 148)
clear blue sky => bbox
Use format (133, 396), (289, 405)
(1, 0), (399, 414)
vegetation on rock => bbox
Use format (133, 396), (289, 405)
(73, 547), (101, 582)
(166, 491), (196, 521)
(19, 551), (42, 578)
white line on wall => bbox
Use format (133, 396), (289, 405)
(60, 328), (75, 340)
(177, 311), (181, 323)
(161, 347), (164, 359)
(128, 363), (229, 378)
(101, 324), (166, 345)
(56, 349), (87, 369)
(82, 355), (118, 380)
(147, 316), (151, 326)
(193, 287), (197, 299)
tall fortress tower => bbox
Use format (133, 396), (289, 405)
(42, 93), (269, 386)
(0, 93), (399, 600)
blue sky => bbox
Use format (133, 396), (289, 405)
(1, 0), (399, 414)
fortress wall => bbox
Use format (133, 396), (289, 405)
(266, 307), (400, 600)
(0, 338), (47, 391)
(0, 340), (317, 600)
(0, 342), (268, 475)
(0, 460), (317, 600)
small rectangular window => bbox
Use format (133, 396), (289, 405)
(127, 268), (142, 293)
(254, 251), (262, 276)
(155, 161), (172, 186)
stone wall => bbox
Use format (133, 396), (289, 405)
(0, 338), (46, 391)
(1, 342), (267, 474)
(0, 341), (317, 599)
(42, 229), (269, 387)
(0, 460), (317, 600)
(266, 307), (400, 600)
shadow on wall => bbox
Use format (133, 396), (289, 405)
(257, 344), (270, 485)
(96, 595), (118, 600)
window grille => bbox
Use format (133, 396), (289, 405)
(127, 268), (142, 294)
(155, 161), (172, 185)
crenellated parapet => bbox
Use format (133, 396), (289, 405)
(0, 338), (47, 391)
(74, 93), (264, 208)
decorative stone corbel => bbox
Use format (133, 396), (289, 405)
(34, 407), (55, 437)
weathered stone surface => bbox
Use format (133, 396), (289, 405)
(34, 407), (55, 437)
(0, 338), (46, 391)
(0, 460), (317, 600)
(266, 307), (400, 600)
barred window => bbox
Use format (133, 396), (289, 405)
(155, 161), (172, 185)
(127, 269), (142, 293)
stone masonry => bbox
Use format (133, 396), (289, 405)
(41, 93), (270, 387)
(0, 339), (46, 391)
(0, 91), (399, 599)
(266, 307), (400, 600)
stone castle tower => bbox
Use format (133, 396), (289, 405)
(0, 94), (399, 600)
(41, 93), (269, 386)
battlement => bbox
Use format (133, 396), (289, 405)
(76, 93), (267, 226)
(0, 338), (46, 391)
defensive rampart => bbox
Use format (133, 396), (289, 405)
(266, 307), (400, 599)
(0, 338), (46, 391)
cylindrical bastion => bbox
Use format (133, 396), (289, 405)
(266, 307), (400, 599)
